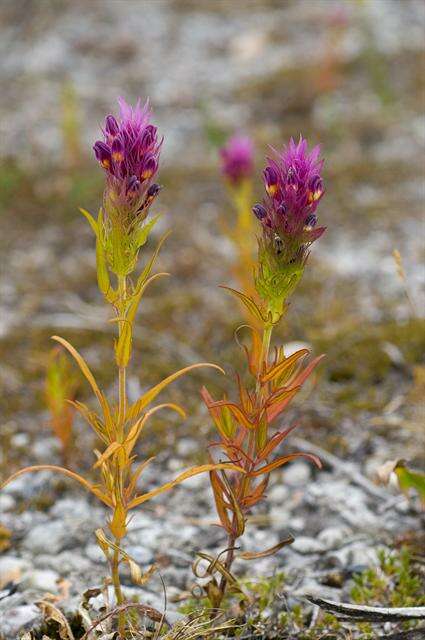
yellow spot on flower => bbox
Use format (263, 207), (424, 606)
(266, 183), (278, 197)
(112, 151), (124, 162)
(101, 159), (110, 169)
(141, 169), (153, 180)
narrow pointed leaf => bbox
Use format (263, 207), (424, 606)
(51, 336), (113, 429)
(115, 321), (132, 368)
(137, 230), (171, 289)
(126, 457), (156, 500)
(125, 403), (186, 457)
(67, 400), (108, 442)
(251, 452), (322, 477)
(93, 442), (122, 469)
(290, 354), (326, 388)
(220, 286), (265, 322)
(127, 363), (224, 423)
(266, 387), (300, 424)
(262, 349), (309, 383)
(128, 463), (244, 509)
(134, 215), (160, 250)
(79, 207), (98, 236)
(240, 535), (294, 560)
(209, 400), (255, 430)
(257, 425), (298, 461)
(1, 465), (112, 507)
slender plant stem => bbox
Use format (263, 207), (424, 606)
(114, 274), (128, 636)
(111, 545), (125, 637)
(218, 319), (273, 607)
(117, 275), (127, 439)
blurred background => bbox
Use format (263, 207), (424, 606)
(0, 0), (424, 473)
(0, 3), (424, 634)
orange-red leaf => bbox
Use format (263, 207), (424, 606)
(257, 425), (298, 461)
(209, 400), (255, 430)
(266, 387), (300, 424)
(262, 349), (309, 383)
(239, 535), (294, 560)
(251, 452), (322, 477)
(290, 354), (325, 388)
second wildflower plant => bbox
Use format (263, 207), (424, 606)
(3, 98), (239, 637)
(197, 137), (326, 610)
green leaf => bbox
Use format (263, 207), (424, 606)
(79, 207), (98, 236)
(395, 464), (425, 505)
(134, 214), (161, 250)
(96, 234), (112, 301)
(220, 286), (265, 322)
(115, 321), (132, 368)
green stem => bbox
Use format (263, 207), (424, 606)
(114, 275), (128, 636)
(117, 275), (127, 439)
(111, 545), (125, 636)
(256, 321), (273, 396)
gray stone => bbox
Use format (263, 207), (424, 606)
(0, 555), (32, 586)
(23, 519), (79, 554)
(0, 494), (15, 511)
(291, 536), (325, 554)
(176, 437), (199, 458)
(282, 461), (311, 486)
(26, 568), (60, 593)
(318, 526), (353, 549)
(0, 604), (41, 639)
(268, 483), (290, 504)
(127, 545), (153, 565)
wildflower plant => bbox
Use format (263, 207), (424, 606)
(196, 137), (326, 609)
(2, 98), (239, 637)
(219, 134), (257, 300)
(45, 346), (79, 463)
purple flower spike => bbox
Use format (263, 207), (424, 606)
(220, 134), (254, 185)
(94, 97), (162, 213)
(255, 136), (326, 261)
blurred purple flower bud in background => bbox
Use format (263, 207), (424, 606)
(219, 134), (254, 185)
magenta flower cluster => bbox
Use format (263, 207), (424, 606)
(253, 136), (325, 247)
(94, 97), (162, 211)
(220, 134), (254, 185)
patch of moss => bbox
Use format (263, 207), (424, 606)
(351, 547), (425, 609)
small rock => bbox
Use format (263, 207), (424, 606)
(318, 526), (352, 549)
(268, 483), (290, 504)
(291, 536), (325, 554)
(0, 604), (41, 639)
(23, 519), (79, 554)
(0, 494), (15, 511)
(282, 461), (311, 486)
(0, 555), (32, 588)
(127, 545), (153, 565)
(85, 543), (105, 564)
(176, 437), (199, 457)
(26, 569), (60, 593)
(10, 432), (30, 448)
